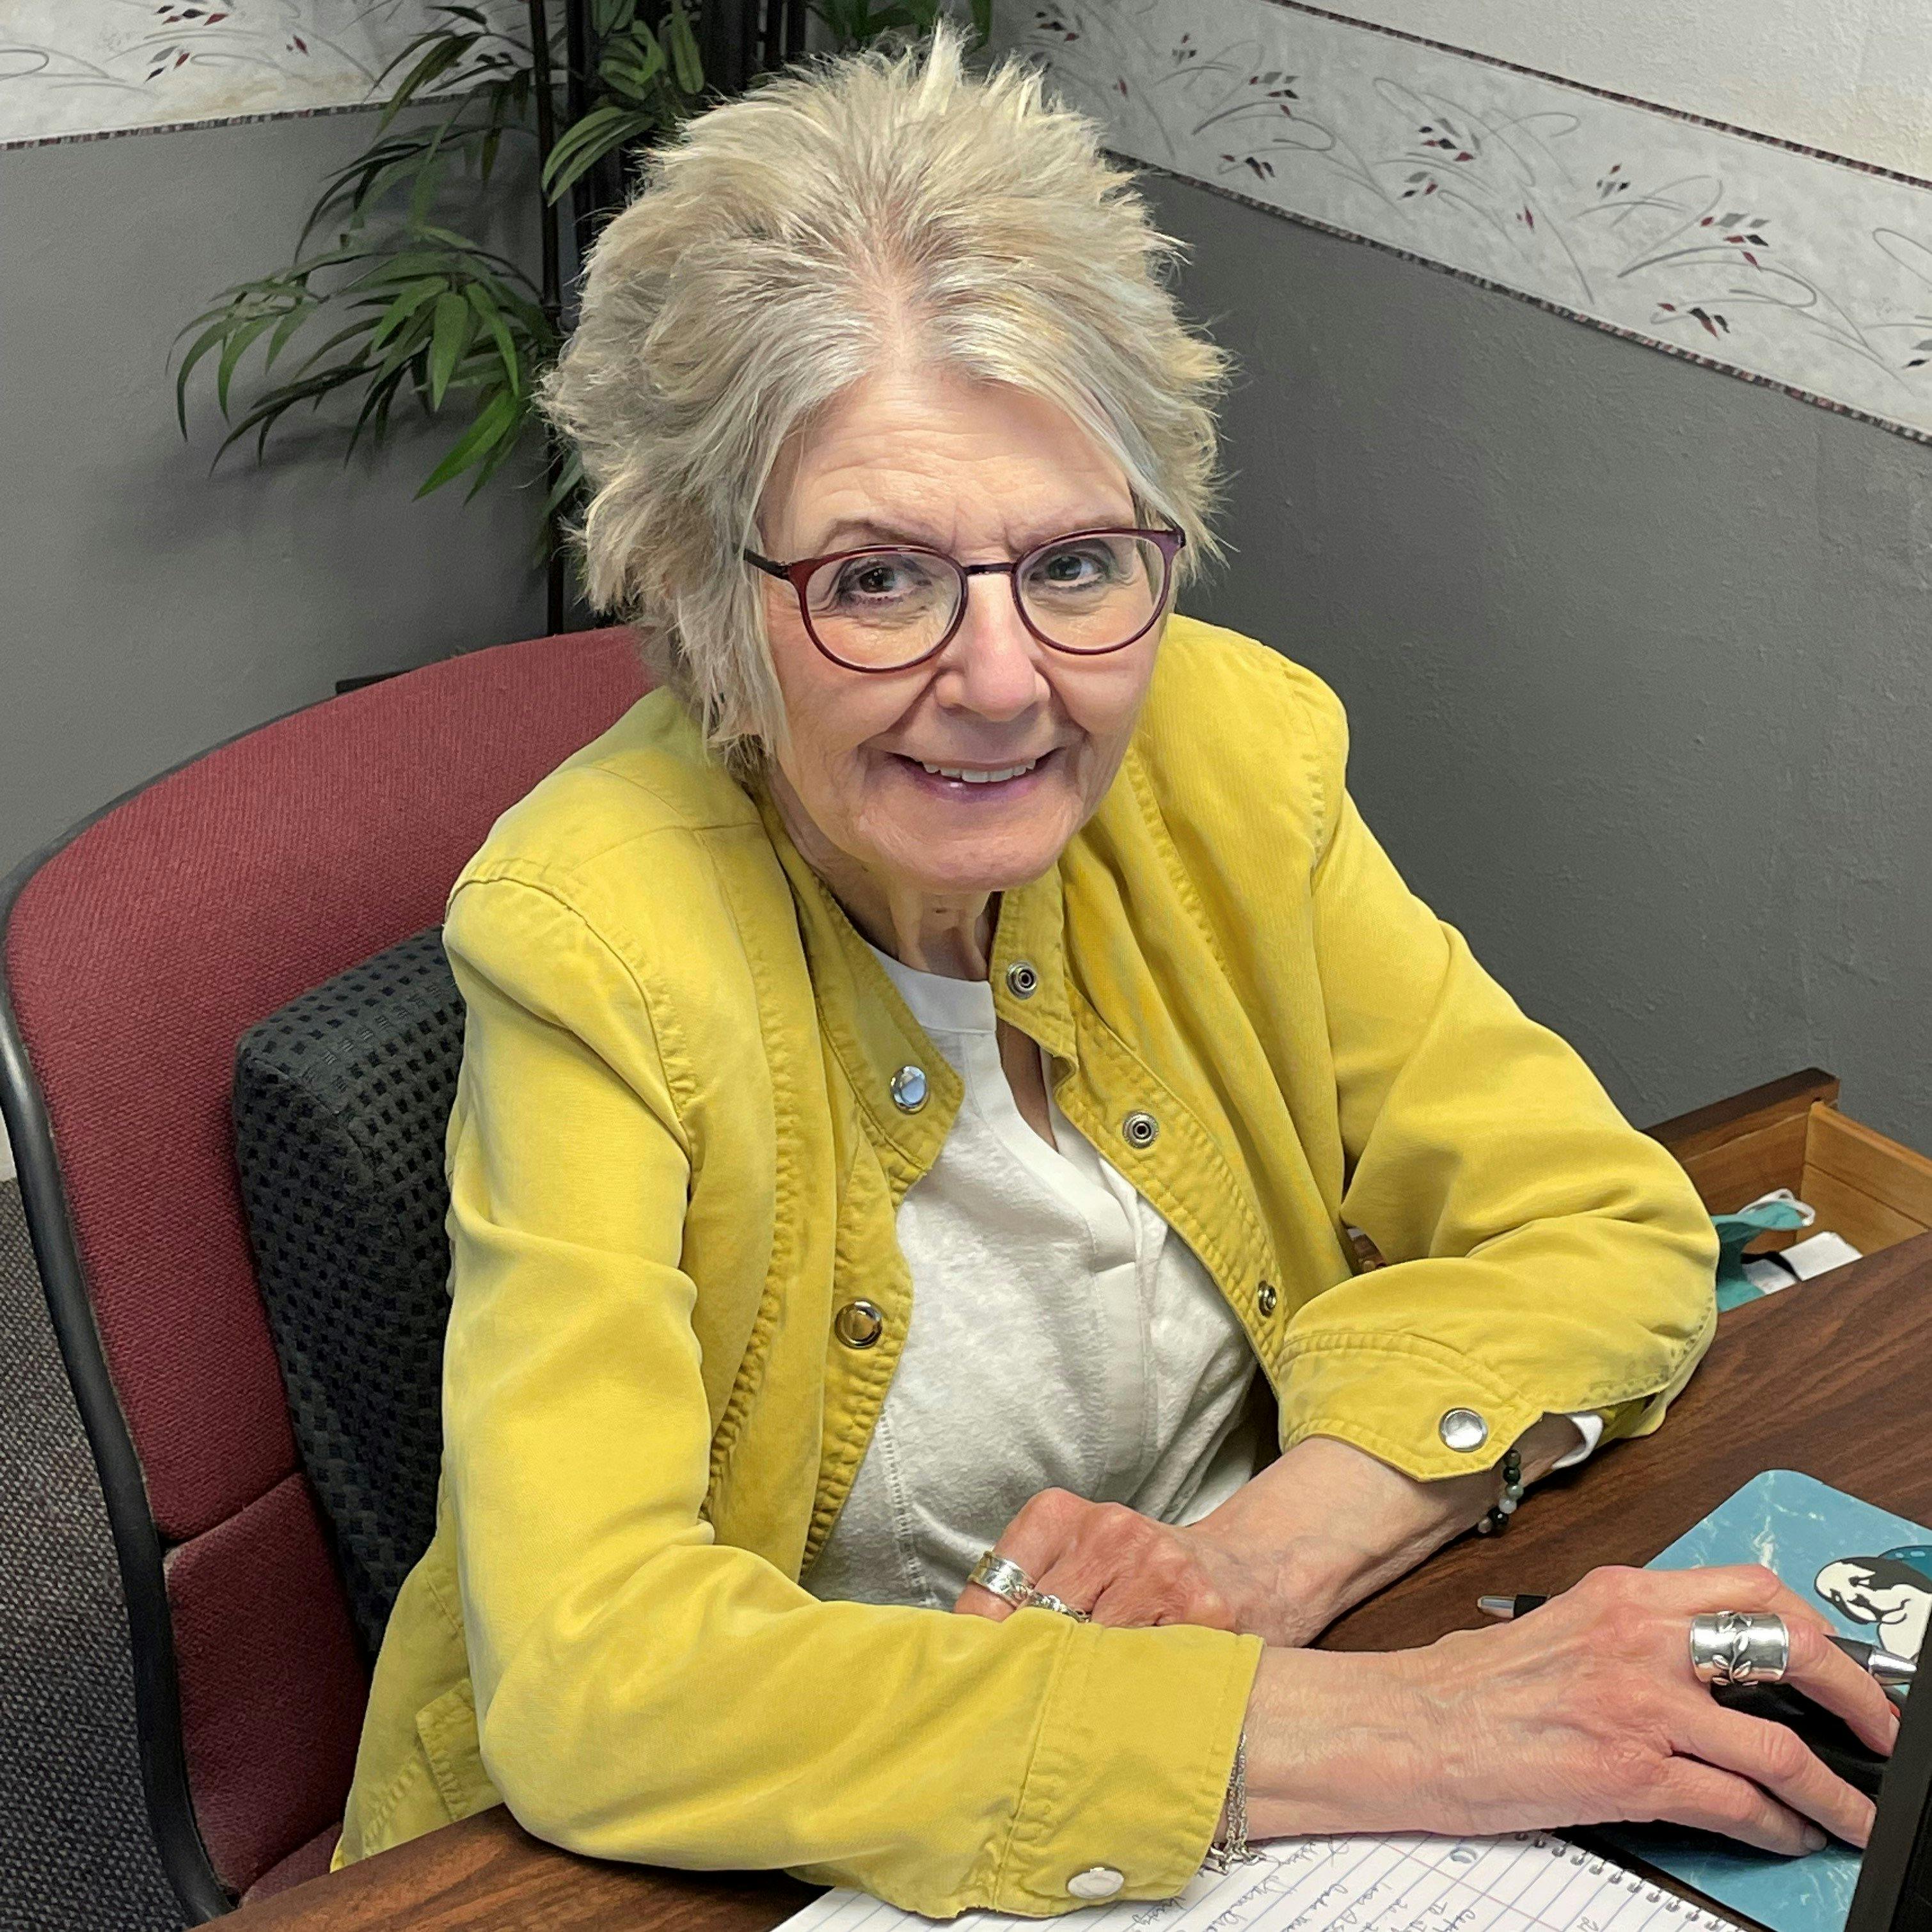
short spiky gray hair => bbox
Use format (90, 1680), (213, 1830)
(539, 15), (1237, 766)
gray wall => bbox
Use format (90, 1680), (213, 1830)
(1139, 168), (1932, 1155)
(1, 109), (550, 884)
(1, 107), (556, 1180)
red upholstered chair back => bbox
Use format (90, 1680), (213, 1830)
(0, 629), (648, 1917)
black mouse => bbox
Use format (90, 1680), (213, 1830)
(1713, 1679), (1892, 1800)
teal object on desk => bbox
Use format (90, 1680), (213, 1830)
(1713, 1196), (1811, 1311)
(1605, 1471), (1932, 1932)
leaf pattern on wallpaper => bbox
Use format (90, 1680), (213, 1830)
(1, 0), (528, 145)
(994, 0), (1932, 439)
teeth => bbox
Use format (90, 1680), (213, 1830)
(918, 759), (1039, 784)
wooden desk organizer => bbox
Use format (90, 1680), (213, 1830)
(1646, 1068), (1932, 1259)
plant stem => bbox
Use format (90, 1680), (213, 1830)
(527, 0), (567, 629)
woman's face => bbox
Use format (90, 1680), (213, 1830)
(754, 364), (1169, 901)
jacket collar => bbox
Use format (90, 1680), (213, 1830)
(748, 779), (1077, 1196)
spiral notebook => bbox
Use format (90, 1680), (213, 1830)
(783, 1830), (1741, 1932)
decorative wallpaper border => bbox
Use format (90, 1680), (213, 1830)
(0, 1), (525, 150)
(987, 0), (1932, 447)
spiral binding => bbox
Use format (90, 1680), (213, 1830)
(1522, 1834), (1738, 1924)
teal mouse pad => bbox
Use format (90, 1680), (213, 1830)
(1603, 1469), (1932, 1932)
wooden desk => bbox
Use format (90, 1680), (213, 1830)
(230, 1233), (1932, 1931)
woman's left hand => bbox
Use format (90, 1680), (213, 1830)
(953, 1487), (1251, 1631)
(956, 1416), (1595, 1644)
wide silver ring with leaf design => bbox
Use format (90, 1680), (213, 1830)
(1690, 1611), (1791, 1686)
(967, 1550), (1038, 1609)
(1025, 1590), (1091, 1622)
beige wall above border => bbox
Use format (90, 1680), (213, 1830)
(1324, 1), (1932, 180)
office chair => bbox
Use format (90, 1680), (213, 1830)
(0, 627), (646, 1918)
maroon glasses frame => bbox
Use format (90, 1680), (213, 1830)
(741, 525), (1187, 673)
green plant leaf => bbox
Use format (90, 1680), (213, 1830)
(216, 312), (280, 417)
(212, 365), (368, 467)
(345, 362), (415, 460)
(416, 387), (521, 497)
(541, 103), (656, 200)
(175, 317), (238, 433)
(367, 276), (449, 352)
(427, 290), (477, 409)
(541, 446), (586, 521)
(599, 40), (667, 102)
(261, 299), (319, 374)
(665, 4), (704, 95)
(379, 32), (479, 131)
(464, 281), (524, 392)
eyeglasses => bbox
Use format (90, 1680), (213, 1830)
(742, 525), (1186, 674)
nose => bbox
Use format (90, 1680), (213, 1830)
(931, 569), (1052, 723)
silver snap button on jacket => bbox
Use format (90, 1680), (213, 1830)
(1005, 960), (1038, 999)
(834, 1300), (885, 1349)
(1066, 1868), (1124, 1901)
(1256, 1279), (1278, 1317)
(1439, 1406), (1489, 1452)
(889, 1064), (928, 1112)
(1121, 1109), (1159, 1148)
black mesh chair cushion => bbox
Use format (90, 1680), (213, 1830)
(232, 926), (463, 1657)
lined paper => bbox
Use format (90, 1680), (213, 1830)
(780, 1833), (1742, 1932)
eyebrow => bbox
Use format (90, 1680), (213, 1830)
(808, 511), (1133, 554)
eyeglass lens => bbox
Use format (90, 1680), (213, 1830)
(803, 533), (1167, 669)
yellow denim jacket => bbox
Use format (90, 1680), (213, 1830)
(332, 614), (1718, 1914)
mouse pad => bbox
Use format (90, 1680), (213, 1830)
(1603, 1469), (1932, 1932)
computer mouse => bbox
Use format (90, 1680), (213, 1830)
(1713, 1679), (1891, 1800)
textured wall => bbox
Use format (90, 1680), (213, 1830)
(1328, 0), (1932, 177)
(1, 107), (555, 1184)
(1138, 167), (1932, 1153)
(0, 109), (549, 886)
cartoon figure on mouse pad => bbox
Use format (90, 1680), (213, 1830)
(1816, 1544), (1932, 1659)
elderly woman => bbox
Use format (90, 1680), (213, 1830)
(333, 20), (1894, 1912)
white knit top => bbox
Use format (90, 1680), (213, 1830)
(802, 944), (1599, 1611)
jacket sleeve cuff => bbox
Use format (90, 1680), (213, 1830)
(1276, 1308), (1713, 1482)
(990, 1620), (1262, 1913)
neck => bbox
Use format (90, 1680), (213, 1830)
(767, 768), (996, 979)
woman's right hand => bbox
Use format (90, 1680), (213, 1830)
(1244, 1563), (1901, 1855)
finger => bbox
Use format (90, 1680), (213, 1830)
(1654, 1563), (1834, 1632)
(1023, 1503), (1166, 1615)
(1086, 1567), (1237, 1631)
(1627, 1565), (1898, 1752)
(951, 1491), (1089, 1619)
(1646, 1759), (1826, 1857)
(1677, 1703), (1878, 1849)
(1774, 1617), (1903, 1758)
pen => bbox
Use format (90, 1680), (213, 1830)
(1476, 1592), (1917, 1689)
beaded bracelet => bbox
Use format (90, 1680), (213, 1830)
(1475, 1448), (1524, 1536)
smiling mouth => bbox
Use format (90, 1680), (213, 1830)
(918, 757), (1040, 783)
(892, 748), (1059, 788)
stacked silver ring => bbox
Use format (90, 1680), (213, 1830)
(1027, 1590), (1091, 1622)
(967, 1551), (1037, 1608)
(1689, 1611), (1791, 1686)
(967, 1549), (1091, 1620)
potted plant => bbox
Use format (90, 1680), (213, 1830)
(175, 0), (991, 628)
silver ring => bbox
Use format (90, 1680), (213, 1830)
(1690, 1611), (1791, 1686)
(1026, 1590), (1091, 1622)
(967, 1550), (1038, 1609)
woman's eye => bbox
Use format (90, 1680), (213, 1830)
(1029, 544), (1111, 591)
(835, 555), (926, 603)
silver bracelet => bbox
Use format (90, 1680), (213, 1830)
(1202, 1730), (1262, 1871)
